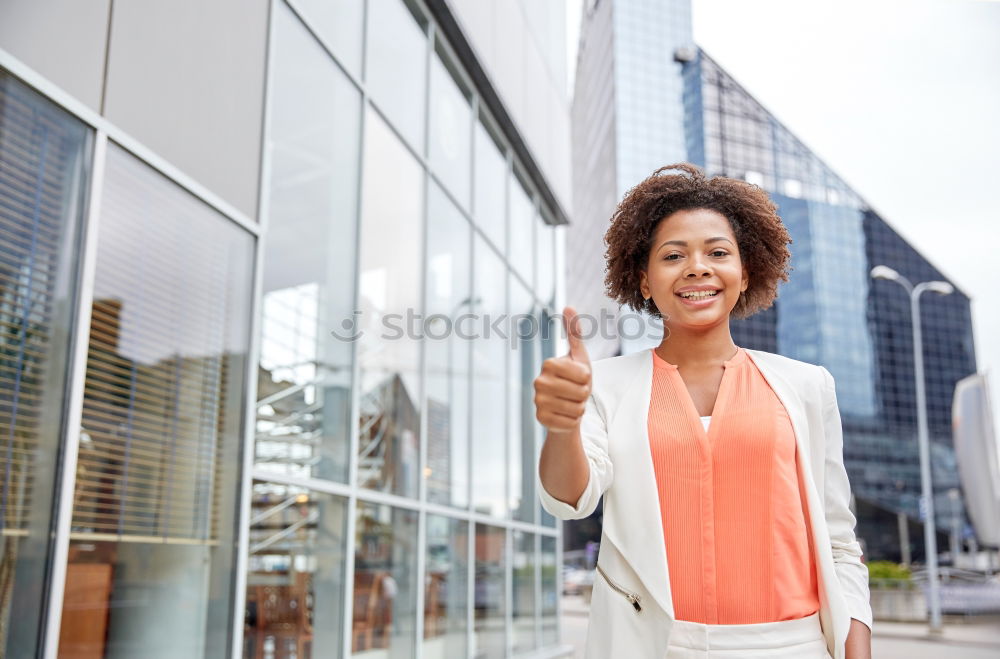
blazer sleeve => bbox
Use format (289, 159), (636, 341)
(819, 366), (874, 632)
(537, 389), (613, 520)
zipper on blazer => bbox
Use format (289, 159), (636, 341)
(595, 564), (642, 612)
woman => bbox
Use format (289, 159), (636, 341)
(534, 164), (872, 659)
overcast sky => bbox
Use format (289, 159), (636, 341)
(568, 0), (1000, 421)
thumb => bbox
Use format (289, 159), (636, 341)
(563, 306), (590, 364)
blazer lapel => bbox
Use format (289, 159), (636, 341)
(600, 349), (675, 618)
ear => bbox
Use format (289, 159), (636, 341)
(741, 267), (749, 293)
(640, 269), (650, 300)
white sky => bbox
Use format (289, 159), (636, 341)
(567, 0), (1000, 422)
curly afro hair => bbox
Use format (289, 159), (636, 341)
(604, 163), (792, 320)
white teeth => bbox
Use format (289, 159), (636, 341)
(680, 290), (718, 299)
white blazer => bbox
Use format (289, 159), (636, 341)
(538, 348), (873, 659)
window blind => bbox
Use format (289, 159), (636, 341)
(0, 73), (88, 538)
(69, 143), (253, 544)
(0, 69), (90, 656)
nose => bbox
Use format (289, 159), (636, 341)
(684, 252), (713, 278)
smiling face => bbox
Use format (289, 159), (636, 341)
(639, 208), (749, 332)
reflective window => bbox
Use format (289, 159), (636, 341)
(423, 514), (469, 657)
(357, 109), (423, 498)
(425, 183), (471, 508)
(473, 120), (507, 254)
(471, 235), (506, 517)
(257, 2), (361, 484)
(538, 307), (557, 527)
(0, 72), (90, 658)
(366, 0), (428, 151)
(541, 536), (558, 645)
(474, 524), (505, 659)
(62, 143), (253, 657)
(429, 46), (472, 209)
(244, 481), (348, 659)
(353, 502), (419, 656)
(509, 276), (536, 522)
(535, 215), (555, 307)
(508, 173), (534, 288)
(783, 178), (802, 198)
(512, 531), (536, 653)
(288, 0), (364, 77)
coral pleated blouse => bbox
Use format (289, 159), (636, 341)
(648, 347), (820, 624)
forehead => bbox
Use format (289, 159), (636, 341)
(653, 208), (734, 239)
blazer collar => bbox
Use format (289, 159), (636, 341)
(598, 348), (815, 619)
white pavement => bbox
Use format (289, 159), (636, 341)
(560, 596), (1000, 658)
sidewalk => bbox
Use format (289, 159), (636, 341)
(872, 617), (1000, 659)
(560, 596), (1000, 658)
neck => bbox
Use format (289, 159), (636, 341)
(655, 321), (738, 369)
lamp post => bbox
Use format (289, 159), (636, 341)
(870, 265), (953, 633)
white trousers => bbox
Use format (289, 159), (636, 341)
(665, 611), (832, 658)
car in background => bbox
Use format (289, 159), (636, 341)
(562, 567), (594, 596)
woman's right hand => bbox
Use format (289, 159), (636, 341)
(533, 306), (592, 434)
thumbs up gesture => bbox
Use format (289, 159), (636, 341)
(533, 306), (592, 434)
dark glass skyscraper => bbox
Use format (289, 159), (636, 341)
(571, 0), (979, 560)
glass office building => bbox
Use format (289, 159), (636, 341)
(571, 0), (978, 561)
(0, 0), (571, 657)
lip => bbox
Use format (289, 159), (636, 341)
(675, 285), (722, 294)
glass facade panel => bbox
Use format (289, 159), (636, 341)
(473, 121), (507, 255)
(423, 514), (469, 658)
(473, 524), (505, 659)
(507, 174), (534, 289)
(535, 217), (555, 308)
(511, 531), (536, 653)
(429, 47), (472, 209)
(425, 182), (471, 508)
(61, 143), (253, 657)
(612, 0), (692, 196)
(287, 0), (364, 77)
(537, 307), (556, 528)
(357, 109), (423, 498)
(352, 502), (419, 656)
(0, 72), (90, 658)
(540, 536), (558, 645)
(244, 481), (348, 659)
(365, 0), (428, 152)
(508, 276), (536, 522)
(471, 235), (506, 517)
(257, 2), (361, 484)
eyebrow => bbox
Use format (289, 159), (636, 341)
(657, 236), (735, 251)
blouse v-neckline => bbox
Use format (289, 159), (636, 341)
(651, 347), (746, 439)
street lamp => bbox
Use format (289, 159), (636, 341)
(870, 264), (954, 633)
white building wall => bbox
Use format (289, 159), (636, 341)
(446, 0), (572, 214)
(0, 0), (269, 220)
(0, 0), (111, 111)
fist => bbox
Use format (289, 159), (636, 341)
(533, 306), (592, 433)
